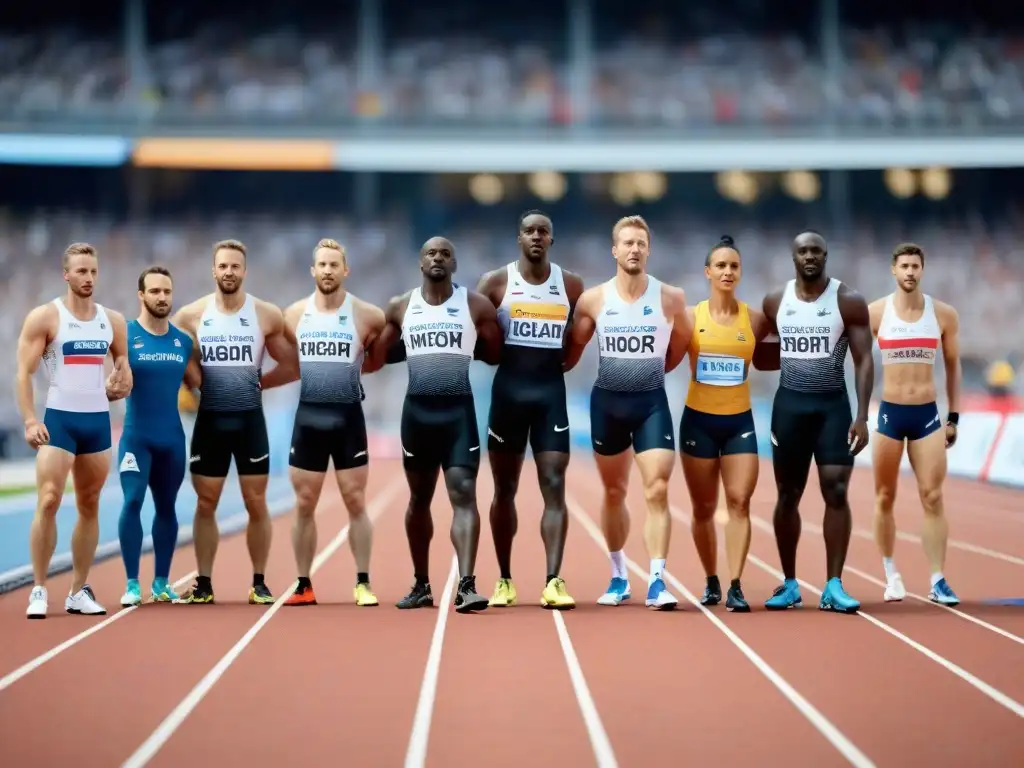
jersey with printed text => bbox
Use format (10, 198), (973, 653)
(42, 298), (113, 413)
(401, 284), (477, 397)
(296, 292), (364, 404)
(196, 294), (266, 411)
(123, 320), (192, 433)
(876, 293), (940, 367)
(594, 276), (672, 392)
(496, 261), (571, 379)
(776, 278), (848, 393)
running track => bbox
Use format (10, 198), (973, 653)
(0, 456), (1021, 767)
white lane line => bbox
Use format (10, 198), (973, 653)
(567, 495), (876, 768)
(748, 515), (1024, 647)
(668, 503), (1024, 720)
(121, 484), (398, 768)
(403, 555), (460, 768)
(551, 610), (619, 768)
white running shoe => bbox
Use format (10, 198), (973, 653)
(65, 585), (107, 615)
(26, 585), (48, 619)
(884, 573), (906, 602)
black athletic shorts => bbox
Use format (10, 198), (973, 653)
(487, 373), (570, 455)
(679, 407), (757, 459)
(189, 407), (270, 477)
(289, 401), (369, 473)
(770, 387), (854, 480)
(590, 386), (675, 456)
(876, 400), (942, 442)
(401, 394), (480, 474)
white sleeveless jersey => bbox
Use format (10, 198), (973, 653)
(196, 294), (266, 411)
(41, 298), (113, 413)
(877, 293), (940, 366)
(296, 292), (364, 405)
(401, 284), (477, 397)
(777, 278), (848, 393)
(594, 276), (672, 392)
(496, 262), (571, 351)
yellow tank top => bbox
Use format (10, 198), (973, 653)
(685, 299), (756, 415)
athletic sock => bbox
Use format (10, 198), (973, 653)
(609, 550), (627, 579)
(357, 572), (369, 585)
(649, 558), (666, 585)
(253, 573), (265, 588)
(414, 573), (429, 588)
(707, 574), (721, 591)
(882, 557), (899, 581)
(546, 573), (558, 584)
(930, 571), (945, 588)
(296, 576), (312, 590)
(500, 568), (512, 580)
(730, 578), (741, 591)
(196, 575), (212, 592)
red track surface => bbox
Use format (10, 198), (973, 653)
(1, 456), (1022, 767)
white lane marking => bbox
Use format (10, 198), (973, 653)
(120, 484), (398, 768)
(551, 610), (619, 768)
(748, 515), (1024, 646)
(403, 555), (459, 768)
(567, 495), (876, 768)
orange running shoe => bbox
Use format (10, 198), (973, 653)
(284, 583), (317, 606)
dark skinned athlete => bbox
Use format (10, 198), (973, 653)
(476, 210), (585, 609)
(365, 236), (504, 613)
(760, 230), (874, 614)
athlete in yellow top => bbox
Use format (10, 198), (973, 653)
(868, 243), (961, 606)
(679, 236), (776, 612)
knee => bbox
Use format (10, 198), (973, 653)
(691, 500), (717, 523)
(294, 486), (319, 518)
(643, 477), (669, 508)
(241, 490), (268, 517)
(538, 467), (565, 499)
(36, 484), (63, 518)
(603, 483), (628, 508)
(340, 485), (366, 517)
(195, 493), (219, 519)
(820, 477), (850, 509)
(724, 493), (750, 519)
(774, 485), (802, 514)
(918, 485), (943, 515)
(447, 471), (476, 509)
(875, 484), (896, 513)
(493, 476), (519, 505)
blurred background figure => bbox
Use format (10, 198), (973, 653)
(0, 0), (1021, 493)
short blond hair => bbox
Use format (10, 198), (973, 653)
(63, 242), (97, 268)
(612, 215), (651, 244)
(212, 239), (247, 260)
(313, 238), (347, 264)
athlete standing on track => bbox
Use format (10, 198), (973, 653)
(761, 230), (874, 614)
(265, 239), (386, 607)
(869, 243), (961, 606)
(118, 266), (202, 607)
(172, 239), (298, 606)
(682, 236), (777, 613)
(366, 236), (503, 613)
(16, 242), (133, 619)
(564, 215), (691, 610)
(477, 210), (584, 610)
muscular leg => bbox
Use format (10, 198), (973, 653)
(772, 455), (811, 581)
(535, 451), (569, 580)
(337, 464), (373, 578)
(488, 451), (524, 580)
(30, 446), (75, 586)
(238, 474), (273, 579)
(681, 454), (720, 581)
(191, 473), (226, 583)
(288, 466), (325, 580)
(69, 449), (111, 595)
(444, 465), (481, 579)
(720, 452), (757, 583)
(148, 443), (184, 587)
(906, 428), (957, 601)
(594, 450), (632, 559)
(634, 447), (678, 609)
(405, 467), (440, 584)
(817, 464), (853, 580)
(872, 432), (906, 597)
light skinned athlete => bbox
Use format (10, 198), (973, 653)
(365, 236), (503, 613)
(118, 266), (202, 607)
(564, 215), (691, 610)
(172, 239), (297, 605)
(476, 210), (585, 610)
(761, 230), (874, 614)
(16, 242), (133, 618)
(263, 239), (386, 607)
(682, 236), (777, 612)
(868, 243), (961, 605)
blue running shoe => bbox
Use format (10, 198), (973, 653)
(120, 579), (142, 608)
(765, 579), (802, 610)
(818, 577), (860, 613)
(928, 578), (960, 606)
(597, 576), (631, 606)
(151, 578), (180, 603)
(645, 578), (678, 610)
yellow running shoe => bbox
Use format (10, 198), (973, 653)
(248, 584), (275, 605)
(354, 582), (379, 606)
(540, 577), (575, 610)
(488, 578), (517, 607)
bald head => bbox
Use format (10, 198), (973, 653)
(419, 236), (456, 283)
(792, 230), (827, 280)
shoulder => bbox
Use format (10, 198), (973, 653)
(761, 284), (787, 316)
(384, 289), (414, 322)
(282, 297), (308, 326)
(932, 298), (959, 329)
(104, 307), (127, 329)
(576, 283), (606, 315)
(835, 282), (870, 323)
(352, 295), (386, 327)
(867, 295), (888, 323)
(835, 281), (866, 304)
(21, 302), (58, 337)
(253, 296), (284, 318)
(476, 266), (508, 300)
(173, 295), (210, 328)
(466, 287), (497, 316)
(559, 266), (585, 295)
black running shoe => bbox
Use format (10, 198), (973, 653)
(454, 576), (489, 613)
(700, 576), (722, 606)
(726, 583), (750, 613)
(174, 578), (214, 604)
(396, 582), (434, 609)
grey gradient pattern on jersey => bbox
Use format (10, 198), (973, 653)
(299, 360), (363, 404)
(595, 357), (665, 392)
(779, 334), (850, 393)
(407, 353), (472, 396)
(199, 366), (263, 411)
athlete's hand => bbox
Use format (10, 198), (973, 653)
(105, 369), (130, 401)
(847, 418), (869, 456)
(24, 419), (49, 449)
(945, 422), (958, 449)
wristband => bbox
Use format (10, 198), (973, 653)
(947, 412), (959, 426)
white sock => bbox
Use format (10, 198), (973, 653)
(882, 557), (899, 582)
(609, 550), (627, 580)
(649, 558), (666, 585)
(930, 572), (945, 588)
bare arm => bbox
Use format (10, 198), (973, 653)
(105, 310), (133, 401)
(937, 301), (962, 434)
(183, 329), (203, 390)
(468, 290), (503, 365)
(563, 287), (599, 372)
(15, 305), (55, 434)
(560, 269), (586, 358)
(752, 289), (783, 372)
(476, 268), (507, 308)
(356, 298), (388, 373)
(259, 300), (300, 390)
(363, 293), (409, 374)
(867, 298), (885, 338)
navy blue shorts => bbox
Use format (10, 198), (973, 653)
(43, 408), (111, 456)
(876, 401), (942, 442)
(679, 407), (757, 459)
(590, 386), (675, 456)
